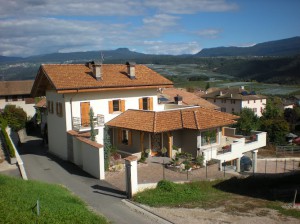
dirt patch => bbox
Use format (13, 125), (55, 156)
(147, 205), (299, 224)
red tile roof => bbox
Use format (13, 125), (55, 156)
(162, 88), (219, 109)
(35, 98), (47, 108)
(0, 80), (34, 96)
(106, 107), (238, 133)
(31, 63), (173, 96)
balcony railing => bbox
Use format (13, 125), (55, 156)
(72, 114), (104, 131)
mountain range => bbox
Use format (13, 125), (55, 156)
(1, 36), (300, 63)
(0, 37), (300, 85)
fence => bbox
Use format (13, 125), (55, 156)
(276, 145), (300, 156)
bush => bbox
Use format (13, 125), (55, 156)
(3, 105), (27, 132)
(156, 180), (176, 192)
(195, 155), (205, 167)
(0, 122), (15, 158)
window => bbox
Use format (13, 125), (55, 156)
(5, 96), (12, 102)
(254, 100), (256, 103)
(221, 99), (226, 103)
(56, 102), (63, 117)
(248, 100), (250, 104)
(231, 99), (235, 104)
(201, 129), (217, 146)
(232, 108), (235, 113)
(47, 101), (54, 114)
(139, 97), (153, 110)
(118, 129), (132, 145)
(109, 100), (125, 114)
(213, 99), (216, 103)
(221, 107), (226, 112)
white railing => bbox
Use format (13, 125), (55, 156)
(72, 114), (104, 131)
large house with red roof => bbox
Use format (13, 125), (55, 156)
(31, 61), (266, 175)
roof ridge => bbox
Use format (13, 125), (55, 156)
(193, 111), (199, 129)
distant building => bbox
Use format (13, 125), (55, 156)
(202, 86), (267, 117)
(0, 80), (35, 117)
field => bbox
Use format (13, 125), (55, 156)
(148, 64), (300, 96)
(0, 175), (108, 224)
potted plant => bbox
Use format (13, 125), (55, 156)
(145, 148), (151, 157)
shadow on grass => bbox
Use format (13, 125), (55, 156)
(214, 171), (300, 203)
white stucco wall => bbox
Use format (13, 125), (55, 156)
(0, 99), (36, 117)
(46, 91), (68, 160)
(242, 99), (266, 117)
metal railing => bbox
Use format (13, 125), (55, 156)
(72, 114), (104, 131)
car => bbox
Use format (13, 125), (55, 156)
(240, 156), (252, 171)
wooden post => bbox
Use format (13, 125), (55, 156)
(167, 132), (173, 158)
(140, 132), (144, 153)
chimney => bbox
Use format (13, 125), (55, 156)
(230, 94), (233, 98)
(219, 91), (223, 96)
(174, 94), (183, 105)
(126, 62), (136, 79)
(241, 86), (244, 90)
(92, 63), (102, 81)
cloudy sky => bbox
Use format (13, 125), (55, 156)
(1, 0), (299, 57)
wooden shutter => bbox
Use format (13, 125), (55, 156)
(148, 97), (153, 110)
(108, 101), (113, 114)
(121, 100), (125, 112)
(56, 102), (58, 115)
(139, 98), (143, 110)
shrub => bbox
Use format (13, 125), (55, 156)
(3, 105), (27, 132)
(0, 122), (15, 158)
(156, 180), (176, 192)
(195, 155), (205, 167)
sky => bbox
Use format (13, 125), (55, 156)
(0, 0), (300, 57)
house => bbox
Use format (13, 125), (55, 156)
(0, 80), (35, 117)
(202, 86), (267, 117)
(160, 88), (219, 110)
(31, 62), (173, 160)
(31, 62), (266, 174)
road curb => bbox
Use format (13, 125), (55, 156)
(122, 199), (174, 224)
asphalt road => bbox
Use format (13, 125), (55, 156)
(17, 136), (156, 224)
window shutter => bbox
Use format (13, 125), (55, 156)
(128, 130), (132, 145)
(148, 97), (153, 110)
(56, 102), (58, 114)
(109, 101), (113, 114)
(121, 100), (125, 112)
(139, 98), (143, 110)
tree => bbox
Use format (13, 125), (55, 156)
(233, 108), (260, 135)
(284, 107), (300, 131)
(103, 126), (111, 171)
(203, 129), (216, 160)
(89, 107), (96, 141)
(260, 97), (289, 145)
(3, 105), (27, 132)
(205, 82), (210, 90)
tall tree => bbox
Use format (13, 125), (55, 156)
(260, 97), (289, 144)
(233, 108), (260, 135)
(89, 107), (96, 141)
(103, 126), (111, 171)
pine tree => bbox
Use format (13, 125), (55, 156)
(103, 126), (111, 171)
(89, 108), (96, 141)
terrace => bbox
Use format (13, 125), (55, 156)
(72, 114), (105, 132)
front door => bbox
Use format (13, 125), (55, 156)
(80, 102), (90, 127)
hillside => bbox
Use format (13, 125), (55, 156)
(196, 36), (300, 57)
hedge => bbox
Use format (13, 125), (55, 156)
(0, 122), (15, 158)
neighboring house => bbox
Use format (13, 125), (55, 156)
(202, 86), (267, 117)
(160, 88), (219, 110)
(0, 80), (35, 117)
(31, 62), (266, 174)
(34, 97), (47, 136)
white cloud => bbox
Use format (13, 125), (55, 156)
(195, 29), (222, 39)
(143, 41), (201, 55)
(145, 0), (238, 14)
(0, 0), (144, 18)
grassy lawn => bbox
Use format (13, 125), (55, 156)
(0, 175), (109, 224)
(133, 174), (300, 219)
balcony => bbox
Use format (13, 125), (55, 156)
(72, 114), (104, 131)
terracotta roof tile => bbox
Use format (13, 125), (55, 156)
(162, 88), (219, 109)
(0, 80), (34, 96)
(32, 63), (173, 96)
(35, 98), (47, 108)
(106, 107), (238, 133)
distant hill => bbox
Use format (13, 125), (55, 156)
(195, 37), (300, 57)
(0, 55), (23, 63)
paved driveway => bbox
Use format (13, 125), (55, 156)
(16, 135), (155, 224)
